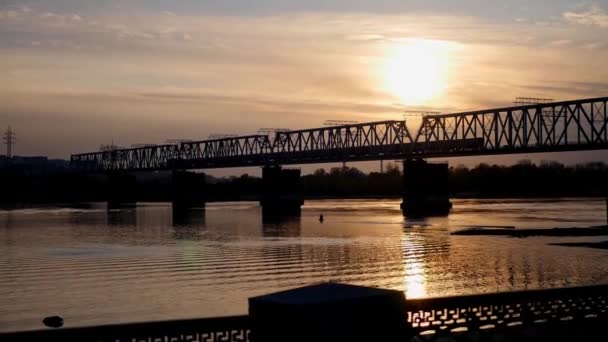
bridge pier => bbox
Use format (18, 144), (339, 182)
(261, 166), (303, 216)
(400, 159), (452, 216)
(107, 172), (137, 209)
(172, 170), (206, 212)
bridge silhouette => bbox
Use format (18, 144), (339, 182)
(71, 96), (608, 215)
(72, 96), (608, 171)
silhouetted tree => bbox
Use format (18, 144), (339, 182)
(2, 160), (608, 206)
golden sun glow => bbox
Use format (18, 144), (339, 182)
(382, 38), (454, 106)
(402, 237), (428, 298)
(404, 261), (427, 298)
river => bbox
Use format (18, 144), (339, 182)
(1, 198), (608, 332)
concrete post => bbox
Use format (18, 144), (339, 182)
(171, 170), (206, 212)
(107, 172), (137, 209)
(260, 166), (303, 216)
(400, 159), (452, 216)
(249, 283), (407, 342)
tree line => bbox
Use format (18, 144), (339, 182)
(210, 160), (608, 198)
(1, 160), (607, 206)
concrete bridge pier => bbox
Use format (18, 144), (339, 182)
(260, 166), (304, 216)
(172, 170), (206, 212)
(107, 172), (137, 209)
(400, 159), (452, 216)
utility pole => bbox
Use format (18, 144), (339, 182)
(3, 126), (16, 158)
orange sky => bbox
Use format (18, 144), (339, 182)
(1, 2), (608, 172)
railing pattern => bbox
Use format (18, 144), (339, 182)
(2, 284), (608, 341)
(406, 284), (608, 340)
(0, 315), (250, 342)
(71, 97), (608, 171)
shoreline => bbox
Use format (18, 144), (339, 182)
(451, 225), (608, 237)
(1, 195), (607, 212)
(550, 241), (608, 250)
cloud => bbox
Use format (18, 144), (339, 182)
(347, 34), (385, 41)
(585, 42), (606, 50)
(3, 5), (608, 158)
(548, 39), (572, 47)
(40, 12), (57, 19)
(0, 6), (590, 56)
(0, 10), (19, 19)
(523, 81), (608, 97)
(0, 7), (198, 47)
(563, 5), (608, 28)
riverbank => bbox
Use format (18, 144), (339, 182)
(551, 241), (608, 250)
(3, 160), (608, 205)
(452, 225), (608, 237)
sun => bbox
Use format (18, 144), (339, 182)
(382, 38), (452, 105)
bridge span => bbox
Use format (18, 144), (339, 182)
(71, 96), (608, 215)
(72, 96), (608, 172)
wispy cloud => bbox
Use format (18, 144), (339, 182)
(1, 11), (15, 19)
(2, 4), (608, 158)
(585, 41), (606, 50)
(548, 39), (572, 47)
(563, 4), (608, 28)
(347, 34), (386, 41)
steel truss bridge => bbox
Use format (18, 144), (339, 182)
(71, 96), (608, 172)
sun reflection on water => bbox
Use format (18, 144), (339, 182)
(402, 237), (428, 298)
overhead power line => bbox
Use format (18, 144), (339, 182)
(323, 120), (358, 126)
(513, 97), (555, 105)
(165, 139), (194, 144)
(257, 128), (290, 134)
(130, 144), (157, 148)
(208, 134), (239, 139)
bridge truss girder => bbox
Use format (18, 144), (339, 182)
(71, 97), (608, 172)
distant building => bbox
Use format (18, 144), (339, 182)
(0, 155), (70, 173)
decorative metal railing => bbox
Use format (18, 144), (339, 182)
(0, 315), (250, 342)
(405, 283), (608, 340)
(2, 284), (607, 341)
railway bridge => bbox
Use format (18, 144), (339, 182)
(71, 96), (608, 215)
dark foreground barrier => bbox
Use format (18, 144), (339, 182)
(405, 283), (608, 341)
(0, 315), (251, 342)
(2, 283), (608, 341)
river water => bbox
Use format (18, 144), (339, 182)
(1, 198), (608, 332)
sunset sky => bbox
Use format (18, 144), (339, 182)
(2, 0), (608, 171)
